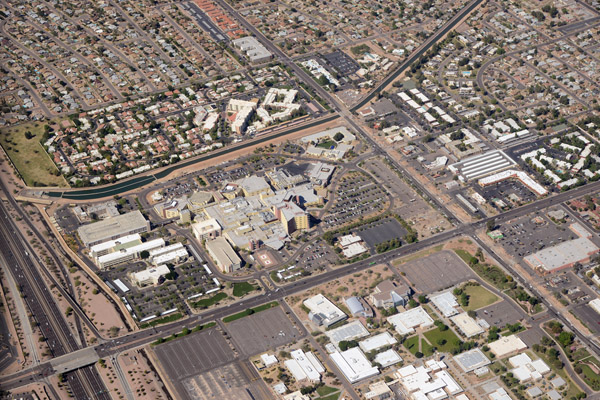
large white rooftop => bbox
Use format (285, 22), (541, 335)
(430, 291), (459, 317)
(330, 347), (379, 383)
(387, 306), (434, 335)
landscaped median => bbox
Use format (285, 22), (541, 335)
(151, 322), (216, 346)
(222, 301), (279, 323)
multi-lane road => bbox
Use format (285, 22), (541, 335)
(5, 173), (600, 392)
(0, 199), (109, 399)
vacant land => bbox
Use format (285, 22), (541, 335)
(462, 284), (498, 312)
(0, 121), (67, 187)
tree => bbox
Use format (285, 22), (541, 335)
(486, 218), (496, 232)
(415, 351), (424, 358)
(140, 250), (150, 259)
(333, 132), (344, 142)
(418, 295), (427, 304)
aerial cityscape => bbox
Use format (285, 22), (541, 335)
(2, 0), (600, 399)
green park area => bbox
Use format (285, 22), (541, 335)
(423, 327), (461, 353)
(232, 282), (257, 297)
(0, 121), (67, 187)
(461, 283), (498, 311)
(191, 292), (227, 309)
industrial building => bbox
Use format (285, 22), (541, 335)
(395, 360), (462, 399)
(131, 264), (171, 287)
(488, 335), (527, 358)
(509, 353), (550, 382)
(374, 349), (402, 368)
(78, 210), (150, 247)
(96, 238), (165, 269)
(303, 294), (347, 328)
(205, 237), (242, 273)
(430, 291), (459, 317)
(344, 296), (373, 318)
(387, 306), (434, 335)
(359, 332), (397, 353)
(232, 36), (272, 63)
(330, 347), (379, 383)
(284, 349), (324, 383)
(453, 348), (490, 373)
(450, 312), (485, 338)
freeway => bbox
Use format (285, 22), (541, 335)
(0, 199), (109, 399)
(5, 176), (600, 391)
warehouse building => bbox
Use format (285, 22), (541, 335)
(284, 350), (324, 383)
(330, 347), (379, 383)
(359, 332), (397, 353)
(78, 210), (150, 247)
(488, 335), (527, 358)
(387, 306), (434, 335)
(430, 291), (459, 317)
(454, 348), (490, 373)
(205, 237), (242, 273)
(448, 150), (516, 181)
(303, 294), (347, 328)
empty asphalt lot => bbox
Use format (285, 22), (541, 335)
(226, 306), (303, 356)
(396, 250), (475, 293)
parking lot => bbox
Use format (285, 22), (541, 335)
(359, 218), (407, 248)
(99, 256), (220, 320)
(497, 212), (578, 260)
(475, 179), (537, 211)
(322, 50), (360, 75)
(478, 300), (524, 329)
(154, 327), (235, 381)
(226, 306), (303, 356)
(182, 361), (270, 400)
(295, 241), (337, 272)
(396, 250), (475, 294)
(322, 171), (388, 229)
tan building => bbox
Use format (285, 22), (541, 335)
(205, 237), (242, 273)
(273, 201), (310, 234)
(192, 218), (222, 241)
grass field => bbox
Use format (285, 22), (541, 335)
(404, 335), (434, 356)
(462, 284), (498, 311)
(232, 282), (257, 297)
(423, 327), (461, 353)
(319, 393), (340, 400)
(0, 121), (67, 187)
(316, 386), (338, 397)
(577, 358), (600, 391)
(223, 301), (278, 323)
(191, 292), (227, 309)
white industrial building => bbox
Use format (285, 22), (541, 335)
(338, 234), (368, 258)
(509, 353), (550, 382)
(330, 347), (379, 383)
(359, 332), (397, 352)
(284, 350), (324, 382)
(488, 335), (527, 358)
(430, 291), (459, 317)
(304, 294), (347, 328)
(589, 298), (600, 315)
(450, 312), (485, 338)
(131, 264), (170, 287)
(96, 238), (165, 269)
(149, 242), (188, 265)
(395, 361), (463, 399)
(326, 320), (369, 345)
(387, 306), (434, 335)
(453, 348), (490, 372)
(261, 353), (278, 367)
(232, 36), (272, 63)
(374, 349), (402, 368)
